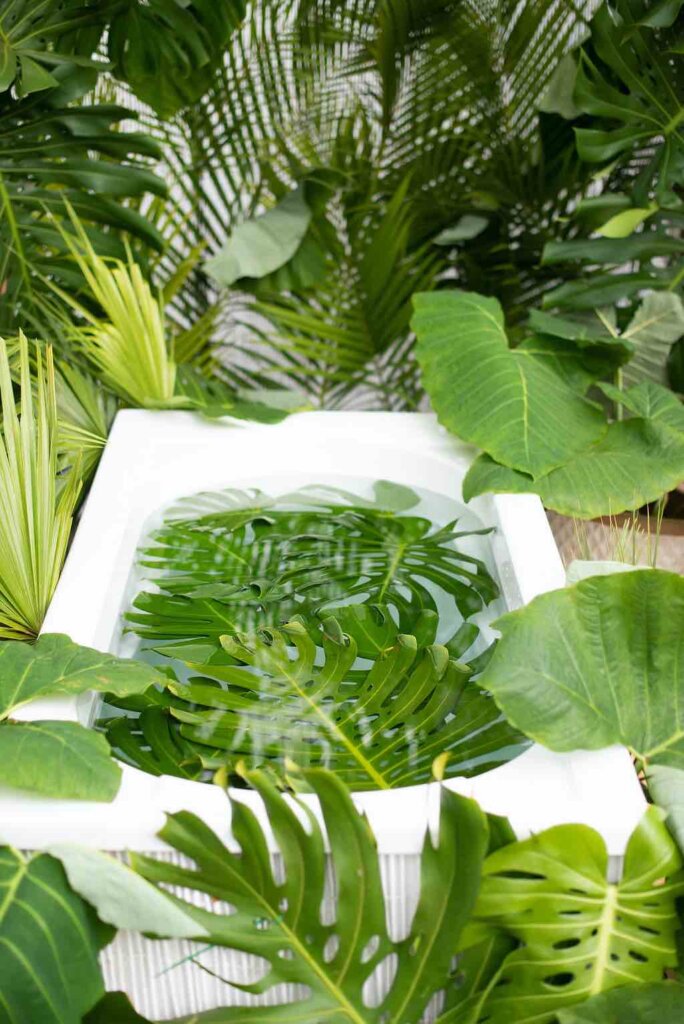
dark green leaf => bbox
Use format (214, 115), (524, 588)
(0, 721), (121, 801)
(0, 848), (109, 1023)
(413, 290), (607, 478)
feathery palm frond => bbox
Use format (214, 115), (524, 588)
(0, 333), (81, 639)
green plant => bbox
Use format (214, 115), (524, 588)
(54, 214), (179, 407)
(0, 847), (111, 1024)
(140, 0), (600, 407)
(413, 289), (684, 519)
(0, 633), (164, 799)
(469, 806), (684, 1023)
(103, 611), (525, 789)
(540, 0), (683, 316)
(125, 483), (499, 649)
(0, 333), (82, 639)
(478, 569), (684, 850)
(131, 766), (491, 1023)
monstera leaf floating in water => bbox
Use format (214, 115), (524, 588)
(125, 483), (499, 648)
(104, 610), (525, 788)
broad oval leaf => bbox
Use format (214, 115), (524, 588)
(479, 569), (684, 765)
(0, 848), (109, 1023)
(472, 807), (684, 1023)
(0, 633), (166, 719)
(0, 721), (121, 801)
(204, 187), (312, 288)
(131, 767), (490, 1024)
(463, 419), (684, 518)
(412, 290), (607, 478)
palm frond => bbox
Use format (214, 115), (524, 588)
(0, 332), (81, 639)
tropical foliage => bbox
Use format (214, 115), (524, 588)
(414, 291), (684, 518)
(0, 633), (165, 799)
(0, 334), (81, 639)
(0, 0), (683, 1021)
(102, 482), (515, 787)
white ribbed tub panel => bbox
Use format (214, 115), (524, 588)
(100, 852), (439, 1020)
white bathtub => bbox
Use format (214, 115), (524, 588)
(4, 410), (645, 1018)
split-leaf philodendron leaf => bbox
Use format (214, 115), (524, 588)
(0, 848), (111, 1023)
(105, 611), (526, 789)
(126, 484), (499, 647)
(412, 290), (607, 478)
(0, 633), (166, 800)
(131, 767), (491, 1023)
(470, 806), (684, 1023)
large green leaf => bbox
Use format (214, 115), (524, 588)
(47, 845), (206, 938)
(106, 614), (526, 789)
(204, 187), (313, 288)
(478, 569), (684, 764)
(412, 290), (607, 478)
(0, 633), (165, 718)
(557, 983), (684, 1023)
(127, 485), (499, 646)
(132, 767), (490, 1023)
(0, 720), (120, 801)
(621, 292), (684, 387)
(463, 418), (684, 518)
(602, 380), (684, 432)
(471, 807), (684, 1023)
(0, 847), (110, 1023)
(107, 0), (246, 118)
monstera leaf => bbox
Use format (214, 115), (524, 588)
(0, 848), (111, 1023)
(471, 807), (684, 1023)
(127, 484), (499, 646)
(131, 767), (491, 1023)
(573, 0), (683, 198)
(105, 612), (526, 789)
(412, 290), (607, 478)
(107, 0), (246, 118)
